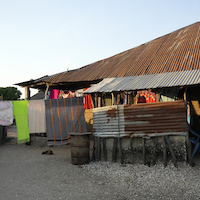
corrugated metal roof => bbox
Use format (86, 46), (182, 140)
(84, 69), (200, 93)
(44, 22), (200, 84)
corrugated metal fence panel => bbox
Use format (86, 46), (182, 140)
(93, 105), (125, 137)
(124, 100), (188, 137)
(93, 101), (187, 138)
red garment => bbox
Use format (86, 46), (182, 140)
(50, 89), (59, 99)
(84, 95), (93, 109)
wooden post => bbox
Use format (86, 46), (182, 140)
(102, 93), (105, 107)
(133, 92), (138, 104)
(98, 96), (101, 107)
(143, 138), (146, 165)
(92, 137), (96, 161)
(163, 136), (167, 167)
(94, 93), (98, 108)
(117, 93), (121, 105)
(112, 138), (118, 162)
(102, 138), (107, 161)
(164, 136), (177, 168)
(186, 130), (193, 166)
(25, 86), (30, 100)
(130, 137), (135, 163)
(127, 91), (133, 105)
(153, 137), (157, 165)
(111, 93), (116, 105)
(97, 137), (101, 161)
(118, 137), (124, 164)
(156, 93), (160, 102)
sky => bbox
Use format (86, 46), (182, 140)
(0, 0), (200, 99)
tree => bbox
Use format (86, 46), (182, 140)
(0, 87), (22, 100)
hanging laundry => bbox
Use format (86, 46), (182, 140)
(50, 89), (59, 99)
(77, 89), (83, 97)
(28, 100), (46, 134)
(0, 101), (13, 126)
(58, 90), (64, 98)
(84, 95), (93, 109)
(45, 97), (87, 146)
(12, 101), (30, 144)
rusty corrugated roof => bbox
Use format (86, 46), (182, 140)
(44, 22), (200, 84)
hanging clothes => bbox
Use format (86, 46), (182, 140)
(28, 100), (46, 134)
(0, 101), (13, 126)
(12, 101), (30, 144)
(50, 89), (59, 99)
(45, 97), (87, 146)
(84, 95), (93, 109)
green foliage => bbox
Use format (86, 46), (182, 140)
(0, 87), (22, 100)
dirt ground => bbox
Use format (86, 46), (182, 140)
(1, 125), (200, 200)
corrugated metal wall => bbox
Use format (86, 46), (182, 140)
(93, 100), (188, 137)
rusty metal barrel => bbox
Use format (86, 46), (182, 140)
(70, 133), (91, 165)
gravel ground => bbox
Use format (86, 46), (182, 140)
(0, 125), (200, 200)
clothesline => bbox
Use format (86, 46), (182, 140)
(0, 97), (87, 145)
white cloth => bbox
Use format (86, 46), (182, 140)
(0, 101), (13, 126)
(28, 100), (46, 134)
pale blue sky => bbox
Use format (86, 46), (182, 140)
(0, 0), (199, 98)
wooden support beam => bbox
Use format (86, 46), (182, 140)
(143, 138), (146, 165)
(94, 93), (98, 108)
(130, 137), (134, 163)
(156, 93), (160, 102)
(163, 136), (167, 167)
(128, 92), (131, 105)
(112, 138), (118, 162)
(111, 93), (116, 105)
(25, 86), (30, 100)
(102, 138), (107, 161)
(92, 137), (96, 161)
(186, 131), (193, 166)
(133, 92), (138, 104)
(98, 96), (101, 107)
(153, 137), (157, 165)
(102, 93), (105, 107)
(97, 137), (101, 161)
(117, 94), (121, 105)
(164, 136), (177, 168)
(118, 138), (124, 164)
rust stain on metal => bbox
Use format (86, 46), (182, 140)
(124, 100), (187, 134)
(106, 108), (117, 118)
(107, 118), (110, 123)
